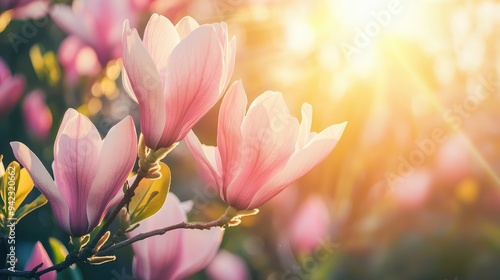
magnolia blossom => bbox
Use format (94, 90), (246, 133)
(58, 36), (101, 84)
(11, 109), (137, 236)
(0, 58), (24, 119)
(289, 195), (330, 253)
(22, 90), (53, 141)
(122, 13), (235, 150)
(51, 0), (136, 65)
(186, 81), (346, 210)
(25, 242), (56, 280)
(393, 169), (432, 210)
(436, 134), (472, 184)
(0, 0), (49, 19)
(129, 193), (223, 280)
(206, 250), (251, 280)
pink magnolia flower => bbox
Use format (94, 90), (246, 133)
(393, 169), (432, 210)
(122, 13), (236, 150)
(58, 36), (101, 84)
(289, 195), (330, 253)
(0, 0), (49, 19)
(436, 134), (472, 184)
(206, 250), (251, 280)
(11, 109), (137, 236)
(0, 58), (24, 119)
(25, 242), (56, 280)
(22, 90), (53, 141)
(130, 0), (153, 11)
(51, 0), (136, 65)
(186, 81), (347, 210)
(129, 193), (223, 280)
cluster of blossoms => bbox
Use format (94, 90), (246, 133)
(5, 13), (345, 280)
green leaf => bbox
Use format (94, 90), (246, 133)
(49, 238), (84, 280)
(129, 162), (171, 224)
(14, 194), (47, 221)
(15, 168), (34, 209)
(49, 237), (69, 264)
(2, 161), (21, 219)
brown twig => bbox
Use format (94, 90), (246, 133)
(96, 219), (226, 256)
(0, 173), (145, 278)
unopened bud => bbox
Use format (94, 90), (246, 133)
(220, 207), (259, 227)
(69, 234), (90, 253)
(0, 155), (5, 177)
(137, 134), (148, 162)
(145, 170), (162, 179)
(94, 231), (111, 253)
(138, 142), (178, 178)
(118, 207), (131, 230)
(87, 255), (116, 265)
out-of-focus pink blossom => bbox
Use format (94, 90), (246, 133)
(0, 0), (49, 19)
(206, 250), (251, 280)
(129, 193), (223, 280)
(122, 13), (235, 150)
(51, 0), (136, 65)
(130, 0), (153, 11)
(289, 195), (330, 253)
(150, 0), (192, 22)
(268, 185), (299, 218)
(393, 169), (432, 209)
(22, 90), (52, 141)
(130, 0), (192, 23)
(58, 36), (101, 84)
(11, 109), (137, 236)
(436, 134), (472, 184)
(186, 81), (347, 210)
(24, 242), (56, 280)
(0, 58), (24, 119)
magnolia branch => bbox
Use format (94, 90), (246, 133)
(96, 219), (226, 256)
(79, 172), (146, 257)
(0, 218), (227, 279)
(0, 177), (241, 278)
(0, 172), (147, 278)
(96, 205), (252, 256)
(0, 219), (227, 279)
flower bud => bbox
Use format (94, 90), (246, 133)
(118, 207), (131, 230)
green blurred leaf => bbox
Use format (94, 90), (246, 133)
(14, 194), (47, 221)
(129, 163), (171, 224)
(0, 161), (47, 225)
(15, 168), (34, 209)
(481, 224), (500, 252)
(49, 238), (84, 280)
(49, 238), (68, 264)
(2, 161), (20, 218)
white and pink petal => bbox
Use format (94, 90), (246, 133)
(143, 14), (180, 75)
(10, 142), (71, 234)
(122, 21), (165, 149)
(217, 81), (247, 188)
(248, 122), (346, 208)
(87, 116), (137, 231)
(159, 24), (224, 147)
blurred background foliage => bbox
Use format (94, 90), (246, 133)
(1, 0), (500, 279)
